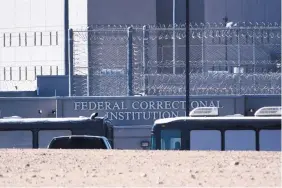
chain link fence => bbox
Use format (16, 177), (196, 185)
(69, 22), (281, 96)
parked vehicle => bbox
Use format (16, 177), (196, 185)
(0, 113), (115, 148)
(151, 106), (281, 151)
(47, 135), (112, 149)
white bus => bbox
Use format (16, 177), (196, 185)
(151, 107), (281, 151)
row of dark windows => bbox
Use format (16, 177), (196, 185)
(2, 31), (59, 47)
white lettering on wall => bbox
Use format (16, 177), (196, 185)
(104, 111), (181, 121)
(73, 100), (223, 121)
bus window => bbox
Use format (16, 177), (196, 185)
(160, 129), (181, 150)
(259, 130), (281, 151)
(190, 130), (221, 150)
(225, 130), (256, 151)
(161, 138), (166, 149)
(151, 134), (156, 149)
(0, 131), (33, 148)
(38, 130), (72, 148)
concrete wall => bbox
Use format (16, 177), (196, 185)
(245, 95), (282, 116)
(37, 75), (69, 96)
(0, 0), (65, 91)
(61, 96), (243, 125)
(156, 0), (205, 24)
(156, 0), (281, 25)
(0, 91), (36, 97)
(88, 0), (157, 25)
(0, 95), (280, 149)
(0, 0), (64, 29)
(205, 0), (281, 23)
(0, 97), (56, 118)
(69, 0), (88, 28)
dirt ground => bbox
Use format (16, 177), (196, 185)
(0, 149), (280, 187)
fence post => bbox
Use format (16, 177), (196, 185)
(68, 28), (74, 97)
(142, 25), (149, 95)
(252, 29), (256, 92)
(127, 27), (133, 96)
(237, 29), (241, 94)
(201, 28), (204, 73)
(87, 26), (92, 96)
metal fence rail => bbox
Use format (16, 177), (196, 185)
(69, 22), (281, 96)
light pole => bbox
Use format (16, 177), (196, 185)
(185, 0), (190, 116)
(64, 0), (69, 75)
(173, 0), (176, 74)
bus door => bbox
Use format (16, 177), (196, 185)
(159, 129), (182, 150)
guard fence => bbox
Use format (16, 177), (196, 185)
(68, 22), (281, 96)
